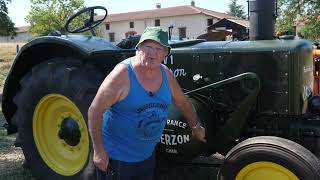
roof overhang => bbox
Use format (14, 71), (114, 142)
(208, 18), (249, 30)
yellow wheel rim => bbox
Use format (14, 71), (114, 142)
(236, 161), (299, 180)
(33, 94), (89, 176)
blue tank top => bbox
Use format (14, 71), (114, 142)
(102, 58), (172, 162)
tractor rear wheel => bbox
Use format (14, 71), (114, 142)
(12, 58), (104, 179)
(218, 136), (320, 180)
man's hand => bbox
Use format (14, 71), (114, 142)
(93, 150), (109, 171)
(192, 126), (206, 143)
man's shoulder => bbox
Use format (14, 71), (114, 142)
(111, 63), (129, 78)
(161, 64), (173, 78)
(106, 61), (129, 83)
(120, 57), (132, 66)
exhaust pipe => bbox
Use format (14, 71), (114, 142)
(249, 0), (276, 40)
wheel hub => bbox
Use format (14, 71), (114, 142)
(58, 117), (81, 146)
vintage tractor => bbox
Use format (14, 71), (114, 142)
(2, 0), (320, 179)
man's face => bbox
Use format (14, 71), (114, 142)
(137, 40), (168, 68)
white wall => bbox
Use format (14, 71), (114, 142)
(0, 13), (220, 43)
(101, 14), (219, 43)
(0, 32), (31, 42)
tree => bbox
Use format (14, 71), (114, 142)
(26, 0), (86, 37)
(299, 19), (320, 40)
(227, 0), (246, 19)
(276, 0), (320, 39)
(0, 0), (16, 36)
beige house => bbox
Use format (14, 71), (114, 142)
(101, 3), (241, 43)
(0, 26), (31, 42)
(1, 3), (241, 44)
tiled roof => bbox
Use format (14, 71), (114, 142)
(103, 5), (240, 22)
(295, 15), (320, 26)
(16, 26), (29, 33)
(193, 6), (241, 20)
(208, 18), (249, 30)
(227, 18), (249, 28)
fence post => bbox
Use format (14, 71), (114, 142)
(16, 44), (19, 53)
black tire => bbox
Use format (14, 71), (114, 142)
(12, 58), (104, 180)
(218, 136), (320, 180)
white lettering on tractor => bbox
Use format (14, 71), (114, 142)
(304, 66), (312, 73)
(163, 55), (174, 65)
(165, 148), (178, 154)
(170, 68), (187, 78)
(160, 134), (190, 145)
(177, 135), (183, 144)
(166, 119), (187, 129)
(303, 84), (313, 100)
(163, 55), (187, 78)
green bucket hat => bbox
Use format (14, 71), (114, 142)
(135, 27), (171, 55)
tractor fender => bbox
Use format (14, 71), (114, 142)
(2, 35), (121, 133)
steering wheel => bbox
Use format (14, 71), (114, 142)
(65, 6), (108, 33)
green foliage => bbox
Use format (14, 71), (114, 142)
(299, 20), (320, 40)
(275, 15), (296, 35)
(0, 0), (16, 36)
(227, 0), (246, 19)
(276, 0), (320, 39)
(0, 0), (9, 13)
(26, 0), (85, 37)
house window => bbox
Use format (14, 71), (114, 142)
(179, 27), (186, 39)
(109, 33), (115, 42)
(207, 19), (213, 26)
(130, 22), (134, 28)
(155, 19), (160, 26)
(105, 24), (110, 30)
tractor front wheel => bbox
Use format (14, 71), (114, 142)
(218, 136), (320, 180)
(12, 58), (104, 179)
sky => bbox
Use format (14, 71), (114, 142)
(7, 0), (248, 27)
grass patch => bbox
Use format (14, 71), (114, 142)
(0, 62), (11, 92)
(0, 43), (23, 93)
(0, 45), (17, 62)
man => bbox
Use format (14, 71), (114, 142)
(88, 27), (206, 180)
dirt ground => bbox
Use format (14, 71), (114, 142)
(0, 105), (35, 179)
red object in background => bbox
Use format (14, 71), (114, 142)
(314, 77), (319, 96)
(314, 50), (320, 95)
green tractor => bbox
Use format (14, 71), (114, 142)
(2, 0), (320, 179)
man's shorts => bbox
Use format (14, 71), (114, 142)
(96, 152), (155, 180)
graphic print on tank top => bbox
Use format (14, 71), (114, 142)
(136, 102), (168, 141)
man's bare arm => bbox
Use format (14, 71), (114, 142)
(165, 68), (197, 127)
(164, 66), (206, 142)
